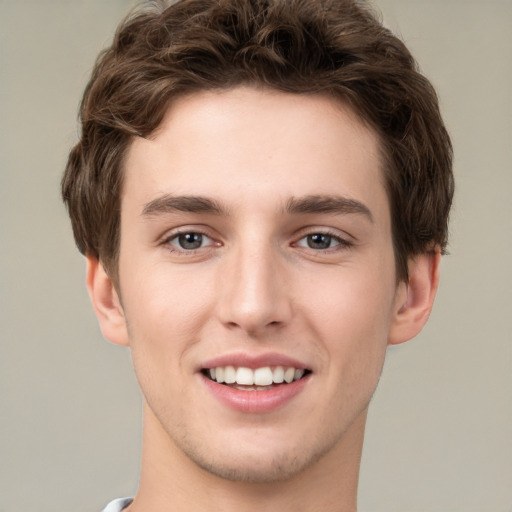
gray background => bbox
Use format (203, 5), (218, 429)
(1, 1), (511, 511)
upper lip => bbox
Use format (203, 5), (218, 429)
(199, 352), (310, 371)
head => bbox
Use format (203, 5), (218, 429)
(62, 0), (453, 287)
(61, 0), (454, 490)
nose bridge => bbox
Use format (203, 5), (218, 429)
(218, 235), (291, 333)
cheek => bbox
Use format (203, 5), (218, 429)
(303, 259), (396, 365)
(119, 264), (215, 381)
(123, 260), (212, 328)
(308, 259), (395, 324)
(121, 273), (208, 414)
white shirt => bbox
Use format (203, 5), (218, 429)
(102, 497), (133, 512)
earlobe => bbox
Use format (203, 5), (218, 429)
(86, 256), (130, 347)
(388, 248), (441, 345)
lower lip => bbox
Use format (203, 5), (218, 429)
(201, 374), (310, 414)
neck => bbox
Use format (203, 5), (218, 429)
(128, 403), (366, 512)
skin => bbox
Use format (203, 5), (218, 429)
(87, 87), (440, 512)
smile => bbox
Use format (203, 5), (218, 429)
(203, 366), (310, 390)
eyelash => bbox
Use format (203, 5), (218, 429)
(162, 229), (217, 254)
(160, 228), (352, 254)
(293, 230), (353, 252)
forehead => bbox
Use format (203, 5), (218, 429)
(122, 87), (387, 221)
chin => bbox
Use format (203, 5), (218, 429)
(175, 430), (336, 484)
(191, 451), (318, 483)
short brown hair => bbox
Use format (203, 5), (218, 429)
(62, 0), (454, 283)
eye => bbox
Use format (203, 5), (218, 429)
(296, 233), (347, 250)
(168, 232), (214, 251)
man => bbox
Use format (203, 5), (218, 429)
(62, 0), (453, 510)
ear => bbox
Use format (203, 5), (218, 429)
(86, 255), (130, 347)
(388, 248), (441, 345)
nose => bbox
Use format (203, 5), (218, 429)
(216, 243), (293, 336)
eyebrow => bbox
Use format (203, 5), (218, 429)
(285, 195), (374, 222)
(141, 193), (373, 222)
(142, 194), (227, 217)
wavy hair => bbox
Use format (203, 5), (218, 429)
(62, 0), (453, 283)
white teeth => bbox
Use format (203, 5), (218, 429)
(236, 367), (254, 385)
(209, 365), (307, 386)
(273, 366), (284, 383)
(254, 367), (273, 386)
(284, 367), (295, 383)
(224, 365), (236, 384)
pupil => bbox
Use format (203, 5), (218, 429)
(308, 234), (331, 249)
(179, 233), (202, 249)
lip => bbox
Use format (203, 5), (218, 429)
(198, 352), (312, 413)
(200, 352), (310, 371)
(201, 372), (311, 414)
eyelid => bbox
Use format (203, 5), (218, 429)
(160, 226), (221, 252)
(292, 228), (354, 251)
(293, 226), (353, 241)
(170, 232), (213, 249)
(158, 225), (353, 253)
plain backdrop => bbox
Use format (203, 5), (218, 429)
(1, 1), (511, 511)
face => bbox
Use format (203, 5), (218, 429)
(113, 87), (406, 482)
